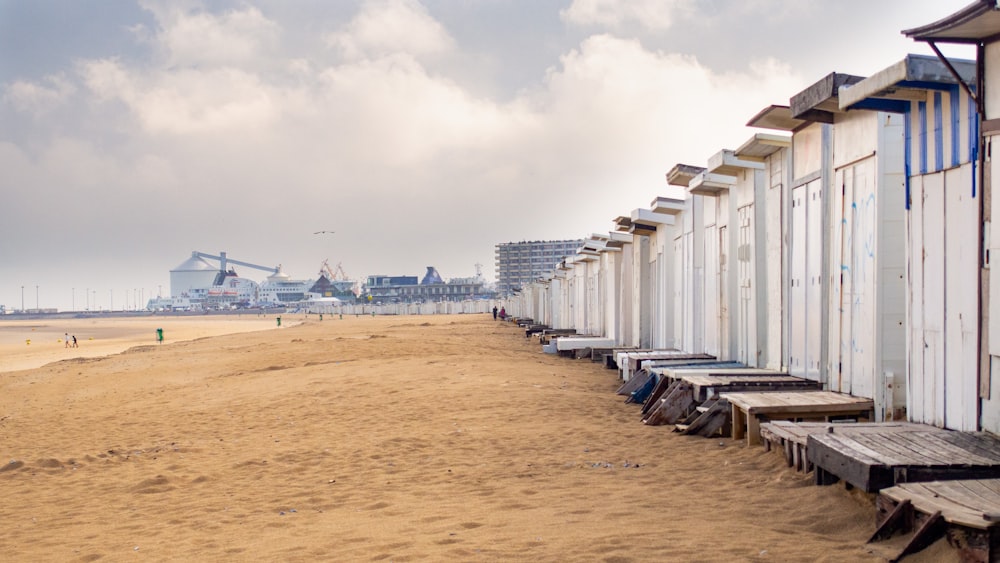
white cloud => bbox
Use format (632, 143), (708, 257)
(510, 35), (804, 199)
(1, 1), (822, 310)
(79, 58), (281, 135)
(137, 1), (280, 68)
(3, 74), (75, 116)
(560, 0), (694, 31)
(326, 0), (455, 61)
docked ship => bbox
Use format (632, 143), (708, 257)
(153, 251), (357, 310)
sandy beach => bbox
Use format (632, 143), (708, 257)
(0, 314), (955, 562)
(0, 315), (291, 373)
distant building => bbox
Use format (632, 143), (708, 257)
(495, 239), (584, 296)
(365, 268), (490, 303)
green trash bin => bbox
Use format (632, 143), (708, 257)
(156, 328), (163, 343)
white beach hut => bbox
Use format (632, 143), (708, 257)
(733, 133), (793, 371)
(666, 165), (707, 355)
(749, 72), (908, 421)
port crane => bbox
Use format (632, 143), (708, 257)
(192, 251), (279, 275)
(319, 259), (350, 281)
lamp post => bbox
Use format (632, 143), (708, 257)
(110, 289), (113, 312)
(20, 285), (24, 312)
(35, 285), (39, 311)
(72, 288), (75, 311)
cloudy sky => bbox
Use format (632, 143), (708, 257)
(0, 0), (975, 311)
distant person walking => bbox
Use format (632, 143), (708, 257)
(492, 306), (498, 320)
(72, 335), (78, 348)
(499, 306), (506, 320)
(65, 333), (70, 348)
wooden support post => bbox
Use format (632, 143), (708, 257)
(747, 413), (762, 446)
(892, 511), (945, 562)
(814, 466), (840, 486)
(731, 403), (744, 441)
(868, 499), (912, 543)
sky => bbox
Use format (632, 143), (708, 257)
(0, 0), (977, 311)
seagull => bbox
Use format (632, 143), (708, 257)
(314, 231), (335, 234)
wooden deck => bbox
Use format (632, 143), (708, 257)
(642, 371), (820, 427)
(722, 391), (874, 446)
(808, 429), (1000, 492)
(590, 346), (640, 367)
(872, 479), (1000, 562)
(759, 421), (929, 473)
(674, 373), (818, 403)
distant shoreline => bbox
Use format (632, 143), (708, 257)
(0, 307), (289, 322)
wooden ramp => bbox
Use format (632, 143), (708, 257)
(642, 370), (818, 427)
(618, 351), (715, 381)
(871, 479), (1000, 562)
(760, 421), (929, 473)
(808, 429), (1000, 493)
(723, 391), (874, 446)
(619, 361), (739, 399)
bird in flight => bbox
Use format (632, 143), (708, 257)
(314, 231), (335, 234)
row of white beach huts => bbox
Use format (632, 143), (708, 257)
(505, 1), (1000, 437)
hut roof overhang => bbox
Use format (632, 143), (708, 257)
(790, 72), (866, 123)
(650, 195), (686, 216)
(607, 231), (633, 243)
(584, 234), (624, 252)
(666, 163), (706, 187)
(688, 171), (737, 197)
(839, 54), (977, 112)
(707, 148), (765, 176)
(903, 0), (1000, 44)
(630, 208), (676, 232)
(735, 133), (791, 160)
(746, 105), (806, 132)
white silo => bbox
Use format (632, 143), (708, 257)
(170, 252), (219, 297)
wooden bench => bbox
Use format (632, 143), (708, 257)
(721, 391), (874, 446)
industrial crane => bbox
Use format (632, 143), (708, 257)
(193, 251), (279, 275)
(319, 259), (349, 281)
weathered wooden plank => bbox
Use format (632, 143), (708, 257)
(869, 499), (913, 542)
(616, 370), (653, 396)
(893, 511), (946, 562)
(640, 377), (676, 416)
(678, 399), (730, 437)
(643, 382), (694, 426)
(807, 433), (892, 491)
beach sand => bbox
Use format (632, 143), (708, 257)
(0, 315), (290, 373)
(0, 314), (956, 561)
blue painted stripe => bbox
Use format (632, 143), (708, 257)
(934, 91), (943, 172)
(971, 100), (979, 198)
(950, 86), (960, 168)
(904, 106), (912, 210)
(969, 91), (978, 167)
(918, 101), (928, 175)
